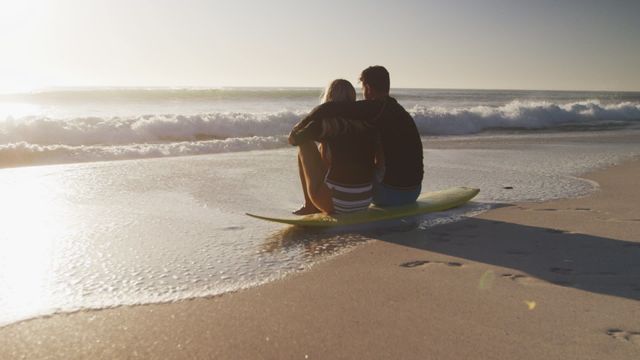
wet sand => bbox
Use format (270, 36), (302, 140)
(1, 160), (639, 359)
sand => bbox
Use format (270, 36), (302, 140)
(1, 160), (639, 359)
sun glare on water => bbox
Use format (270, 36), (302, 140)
(0, 167), (73, 323)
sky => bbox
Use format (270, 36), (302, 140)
(1, 0), (639, 92)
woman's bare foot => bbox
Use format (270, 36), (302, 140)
(293, 204), (321, 215)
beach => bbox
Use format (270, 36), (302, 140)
(1, 88), (639, 358)
(1, 148), (639, 359)
(3, 1), (639, 357)
(3, 0), (640, 357)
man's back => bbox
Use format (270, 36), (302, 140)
(376, 97), (423, 188)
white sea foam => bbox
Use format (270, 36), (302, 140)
(0, 111), (303, 146)
(2, 100), (638, 145)
(0, 137), (287, 166)
(411, 100), (640, 135)
(1, 100), (639, 167)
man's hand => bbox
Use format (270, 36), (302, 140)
(288, 128), (298, 146)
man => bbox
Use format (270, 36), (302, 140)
(290, 66), (423, 207)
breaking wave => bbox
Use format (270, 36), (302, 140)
(0, 137), (288, 167)
(1, 100), (639, 167)
(411, 100), (640, 135)
(0, 111), (302, 146)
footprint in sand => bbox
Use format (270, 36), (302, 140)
(606, 329), (640, 346)
(529, 207), (592, 212)
(609, 218), (640, 223)
(221, 226), (244, 231)
(501, 273), (552, 286)
(501, 273), (530, 282)
(400, 260), (464, 268)
(400, 260), (430, 268)
(501, 273), (575, 286)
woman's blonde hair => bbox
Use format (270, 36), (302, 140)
(318, 79), (368, 138)
(321, 79), (356, 103)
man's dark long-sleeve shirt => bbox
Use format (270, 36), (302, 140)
(291, 97), (424, 188)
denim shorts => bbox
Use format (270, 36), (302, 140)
(372, 180), (422, 207)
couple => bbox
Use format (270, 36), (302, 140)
(288, 66), (424, 215)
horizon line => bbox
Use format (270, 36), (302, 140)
(2, 85), (640, 94)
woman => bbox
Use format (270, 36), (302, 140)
(289, 79), (377, 215)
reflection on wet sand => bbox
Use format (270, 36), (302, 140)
(261, 226), (372, 258)
(260, 218), (426, 259)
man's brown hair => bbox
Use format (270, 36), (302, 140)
(359, 66), (390, 94)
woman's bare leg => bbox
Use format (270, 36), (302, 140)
(297, 142), (333, 214)
(319, 142), (331, 168)
(293, 154), (320, 215)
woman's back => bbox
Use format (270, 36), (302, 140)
(321, 120), (376, 187)
(289, 79), (377, 214)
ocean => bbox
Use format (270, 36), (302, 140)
(1, 88), (639, 326)
(1, 87), (639, 167)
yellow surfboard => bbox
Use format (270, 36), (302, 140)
(246, 187), (480, 227)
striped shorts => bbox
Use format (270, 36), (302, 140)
(324, 179), (373, 214)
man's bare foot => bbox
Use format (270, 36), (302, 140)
(293, 204), (321, 215)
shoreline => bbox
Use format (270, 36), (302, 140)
(1, 157), (639, 359)
(2, 128), (639, 170)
